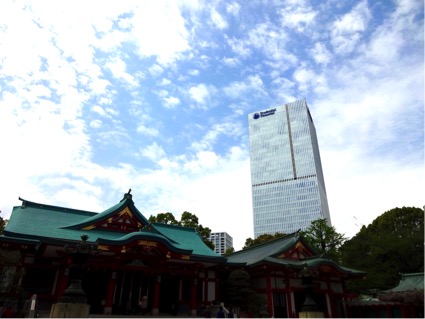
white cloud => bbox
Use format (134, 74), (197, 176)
(129, 1), (191, 65)
(222, 57), (240, 67)
(91, 105), (108, 117)
(164, 96), (181, 109)
(140, 142), (166, 161)
(105, 56), (139, 87)
(188, 69), (200, 76)
(293, 64), (329, 95)
(210, 8), (228, 30)
(279, 2), (317, 32)
(149, 64), (164, 77)
(226, 2), (241, 16)
(160, 78), (172, 85)
(188, 83), (217, 108)
(322, 148), (424, 238)
(136, 125), (160, 137)
(330, 0), (372, 55)
(223, 75), (267, 99)
(309, 42), (332, 66)
(90, 119), (102, 128)
(189, 84), (209, 103)
(183, 151), (220, 172)
(226, 36), (252, 59)
(190, 121), (244, 152)
(135, 147), (252, 250)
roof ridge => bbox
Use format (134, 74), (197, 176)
(229, 231), (300, 255)
(17, 197), (97, 216)
(152, 222), (197, 232)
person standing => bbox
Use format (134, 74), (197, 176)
(228, 307), (234, 318)
(216, 306), (225, 318)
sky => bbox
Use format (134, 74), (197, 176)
(0, 0), (423, 251)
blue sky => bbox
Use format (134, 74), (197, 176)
(0, 0), (423, 250)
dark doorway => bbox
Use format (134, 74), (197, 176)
(273, 293), (287, 318)
(82, 270), (108, 314)
(159, 276), (179, 314)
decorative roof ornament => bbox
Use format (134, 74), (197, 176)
(124, 188), (132, 199)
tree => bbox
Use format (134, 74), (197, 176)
(149, 211), (215, 250)
(0, 210), (6, 235)
(148, 212), (179, 225)
(224, 247), (235, 256)
(180, 211), (214, 250)
(179, 211), (199, 228)
(243, 232), (285, 249)
(225, 269), (268, 317)
(300, 218), (346, 261)
(339, 207), (424, 292)
(225, 270), (255, 310)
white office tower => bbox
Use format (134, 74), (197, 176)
(209, 232), (233, 255)
(248, 99), (331, 238)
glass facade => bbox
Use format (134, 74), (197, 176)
(248, 99), (331, 238)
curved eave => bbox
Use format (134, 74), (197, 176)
(2, 231), (86, 247)
(255, 256), (366, 277)
(0, 235), (40, 246)
(96, 232), (192, 255)
(249, 256), (303, 268)
(225, 261), (248, 267)
(301, 257), (366, 276)
(190, 254), (227, 263)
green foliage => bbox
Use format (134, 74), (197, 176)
(225, 270), (255, 309)
(246, 293), (269, 317)
(180, 211), (199, 228)
(0, 250), (21, 265)
(225, 270), (269, 317)
(0, 249), (24, 294)
(224, 247), (235, 256)
(300, 218), (346, 261)
(339, 207), (424, 292)
(243, 232), (285, 249)
(0, 210), (6, 235)
(149, 211), (215, 250)
(148, 212), (179, 225)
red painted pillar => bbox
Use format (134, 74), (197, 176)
(55, 267), (69, 301)
(152, 275), (161, 315)
(104, 272), (116, 314)
(284, 273), (293, 318)
(215, 274), (220, 301)
(190, 279), (198, 316)
(287, 290), (295, 318)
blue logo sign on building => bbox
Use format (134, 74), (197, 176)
(253, 108), (276, 119)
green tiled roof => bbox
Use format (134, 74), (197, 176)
(64, 195), (149, 230)
(260, 257), (365, 275)
(4, 198), (104, 243)
(3, 196), (223, 260)
(225, 231), (365, 276)
(153, 223), (221, 257)
(225, 232), (303, 265)
(385, 273), (424, 292)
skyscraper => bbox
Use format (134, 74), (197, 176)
(209, 232), (233, 255)
(248, 99), (331, 238)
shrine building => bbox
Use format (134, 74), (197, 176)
(0, 192), (365, 317)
